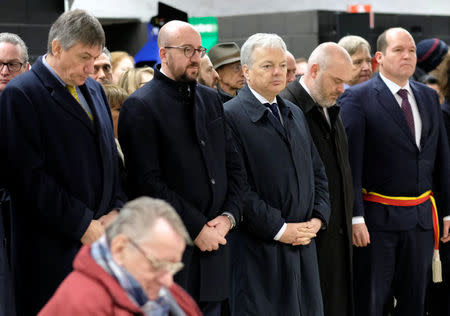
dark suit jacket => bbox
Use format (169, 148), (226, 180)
(280, 80), (354, 316)
(340, 75), (450, 232)
(224, 85), (330, 316)
(118, 67), (243, 302)
(0, 56), (125, 315)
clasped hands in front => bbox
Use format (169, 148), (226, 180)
(279, 218), (322, 246)
(194, 215), (232, 252)
(81, 209), (119, 245)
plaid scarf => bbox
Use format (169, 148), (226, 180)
(91, 235), (172, 316)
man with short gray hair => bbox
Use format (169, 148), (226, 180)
(338, 35), (373, 87)
(281, 42), (355, 316)
(39, 197), (202, 315)
(0, 9), (125, 315)
(90, 46), (113, 85)
(225, 33), (330, 315)
(0, 32), (30, 93)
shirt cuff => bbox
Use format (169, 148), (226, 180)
(352, 216), (365, 224)
(444, 216), (450, 221)
(274, 223), (287, 241)
(222, 211), (236, 229)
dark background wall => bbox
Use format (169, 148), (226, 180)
(218, 10), (450, 59)
(1, 0), (449, 64)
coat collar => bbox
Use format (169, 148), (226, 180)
(239, 84), (293, 123)
(285, 79), (341, 124)
(154, 64), (198, 99)
(373, 75), (427, 148)
(31, 56), (97, 134)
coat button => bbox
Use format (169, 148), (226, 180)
(200, 140), (206, 146)
(210, 178), (216, 185)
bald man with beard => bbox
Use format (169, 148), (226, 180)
(281, 42), (354, 316)
(118, 20), (243, 316)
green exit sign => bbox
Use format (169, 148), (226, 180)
(188, 16), (218, 51)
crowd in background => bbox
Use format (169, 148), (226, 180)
(1, 8), (450, 316)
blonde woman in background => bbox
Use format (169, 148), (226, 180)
(102, 84), (128, 162)
(111, 51), (135, 84)
(118, 67), (154, 94)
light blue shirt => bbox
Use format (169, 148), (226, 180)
(42, 55), (93, 119)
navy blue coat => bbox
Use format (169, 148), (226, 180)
(0, 56), (125, 315)
(340, 75), (450, 232)
(224, 85), (330, 316)
(118, 67), (243, 302)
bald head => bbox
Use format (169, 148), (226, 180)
(158, 20), (199, 48)
(307, 42), (352, 74)
(158, 20), (203, 83)
(305, 42), (353, 107)
(286, 51), (297, 86)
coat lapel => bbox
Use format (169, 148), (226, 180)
(32, 57), (96, 135)
(410, 81), (430, 149)
(240, 85), (287, 140)
(374, 76), (416, 146)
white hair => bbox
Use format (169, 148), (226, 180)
(241, 33), (287, 68)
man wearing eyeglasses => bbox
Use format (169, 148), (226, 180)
(0, 32), (30, 316)
(0, 32), (30, 93)
(209, 42), (245, 103)
(119, 20), (243, 316)
(39, 197), (202, 316)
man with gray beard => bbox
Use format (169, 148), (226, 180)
(280, 42), (355, 316)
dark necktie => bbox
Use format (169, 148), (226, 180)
(397, 89), (415, 138)
(265, 103), (281, 123)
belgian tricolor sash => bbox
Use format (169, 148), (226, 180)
(362, 189), (442, 283)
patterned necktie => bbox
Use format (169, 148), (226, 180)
(67, 85), (93, 121)
(265, 103), (281, 123)
(67, 85), (80, 103)
(397, 89), (415, 138)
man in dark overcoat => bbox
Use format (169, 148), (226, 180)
(280, 42), (354, 316)
(340, 27), (450, 316)
(118, 20), (243, 316)
(0, 10), (125, 315)
(224, 33), (330, 316)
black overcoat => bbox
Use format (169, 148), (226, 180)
(224, 85), (330, 316)
(118, 67), (243, 302)
(0, 56), (125, 315)
(280, 81), (354, 316)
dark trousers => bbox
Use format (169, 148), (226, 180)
(354, 227), (434, 316)
(200, 301), (223, 316)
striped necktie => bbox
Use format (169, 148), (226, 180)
(67, 85), (93, 121)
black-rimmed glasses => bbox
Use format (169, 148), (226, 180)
(0, 61), (24, 73)
(128, 238), (184, 275)
(165, 46), (207, 58)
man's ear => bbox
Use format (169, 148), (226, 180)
(51, 39), (62, 57)
(110, 234), (128, 265)
(159, 47), (167, 64)
(375, 51), (383, 65)
(242, 64), (250, 83)
(310, 63), (320, 79)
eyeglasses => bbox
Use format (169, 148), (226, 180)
(0, 61), (24, 73)
(128, 238), (184, 275)
(165, 46), (207, 58)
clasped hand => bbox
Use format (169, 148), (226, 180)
(279, 218), (322, 246)
(194, 215), (232, 251)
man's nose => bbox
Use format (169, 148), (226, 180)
(159, 272), (174, 289)
(0, 64), (10, 75)
(361, 61), (370, 70)
(98, 68), (106, 78)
